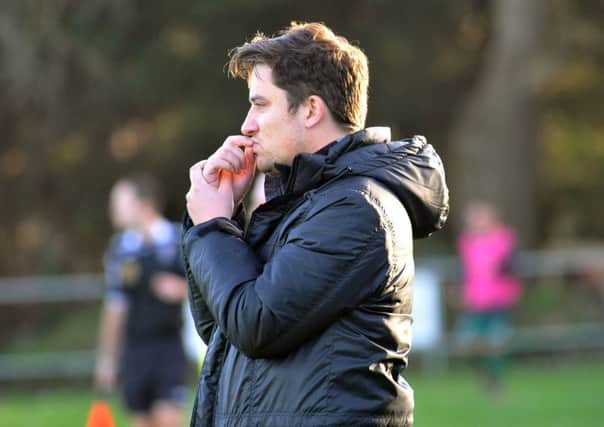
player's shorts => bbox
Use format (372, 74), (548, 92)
(120, 337), (188, 413)
(456, 309), (512, 348)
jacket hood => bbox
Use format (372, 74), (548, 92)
(276, 127), (449, 238)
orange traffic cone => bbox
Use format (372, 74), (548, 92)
(85, 399), (115, 427)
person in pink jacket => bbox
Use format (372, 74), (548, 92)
(457, 201), (521, 395)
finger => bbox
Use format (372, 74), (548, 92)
(189, 160), (205, 184)
(218, 169), (234, 193)
(232, 147), (257, 180)
(222, 145), (246, 169)
(204, 158), (239, 181)
(201, 159), (220, 183)
(212, 148), (245, 173)
(244, 146), (256, 170)
(225, 135), (253, 150)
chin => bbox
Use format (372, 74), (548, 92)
(255, 160), (271, 174)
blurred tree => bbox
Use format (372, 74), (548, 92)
(447, 0), (549, 245)
(0, 0), (484, 274)
(538, 0), (604, 244)
(447, 0), (604, 246)
(0, 0), (602, 276)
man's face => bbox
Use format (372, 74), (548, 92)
(465, 204), (496, 233)
(241, 64), (306, 173)
(109, 182), (144, 230)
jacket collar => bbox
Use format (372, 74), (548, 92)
(264, 127), (391, 201)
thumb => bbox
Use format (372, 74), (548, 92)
(218, 170), (234, 193)
(244, 147), (257, 176)
(232, 147), (256, 181)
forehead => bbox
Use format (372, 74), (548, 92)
(248, 64), (272, 85)
(248, 64), (285, 99)
(111, 182), (137, 201)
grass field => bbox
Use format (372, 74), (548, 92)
(407, 359), (604, 427)
(1, 359), (603, 427)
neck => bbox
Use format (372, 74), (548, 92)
(136, 210), (161, 238)
(304, 123), (351, 154)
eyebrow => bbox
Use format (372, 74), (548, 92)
(249, 95), (269, 104)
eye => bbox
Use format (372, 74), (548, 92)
(250, 97), (268, 108)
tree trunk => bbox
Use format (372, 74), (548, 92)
(448, 0), (547, 246)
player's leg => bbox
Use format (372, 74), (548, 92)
(151, 400), (184, 427)
(455, 310), (482, 354)
(484, 309), (512, 395)
(149, 338), (189, 427)
(121, 346), (155, 427)
(131, 413), (154, 427)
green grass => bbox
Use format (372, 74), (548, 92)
(0, 392), (129, 427)
(407, 359), (604, 427)
(0, 360), (603, 427)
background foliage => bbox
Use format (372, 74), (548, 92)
(1, 0), (603, 275)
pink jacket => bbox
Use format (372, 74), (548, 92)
(458, 226), (521, 311)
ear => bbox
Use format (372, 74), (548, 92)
(303, 95), (327, 128)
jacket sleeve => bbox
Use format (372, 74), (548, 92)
(181, 205), (247, 345)
(181, 213), (216, 345)
(182, 189), (393, 358)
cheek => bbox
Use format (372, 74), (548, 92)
(259, 112), (276, 134)
(123, 200), (142, 220)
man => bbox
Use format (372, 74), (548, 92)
(95, 175), (189, 427)
(183, 22), (449, 427)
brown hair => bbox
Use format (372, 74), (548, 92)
(118, 173), (164, 211)
(228, 22), (369, 131)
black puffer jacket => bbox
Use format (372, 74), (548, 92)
(182, 127), (448, 427)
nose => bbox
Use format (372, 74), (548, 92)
(241, 109), (258, 137)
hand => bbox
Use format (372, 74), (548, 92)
(203, 136), (256, 206)
(95, 356), (117, 393)
(151, 272), (187, 303)
(186, 161), (235, 225)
